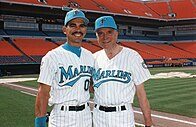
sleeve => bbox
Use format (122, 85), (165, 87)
(37, 54), (56, 86)
(131, 52), (151, 86)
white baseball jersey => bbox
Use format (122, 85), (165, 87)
(38, 45), (95, 106)
(93, 47), (151, 106)
(93, 47), (151, 127)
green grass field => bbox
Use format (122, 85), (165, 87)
(0, 86), (35, 127)
(133, 78), (196, 117)
(0, 67), (196, 126)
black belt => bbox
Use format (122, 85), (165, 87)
(61, 103), (88, 112)
(95, 104), (126, 112)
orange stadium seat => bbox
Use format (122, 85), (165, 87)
(42, 41), (101, 53)
(0, 40), (35, 64)
(120, 41), (160, 59)
(11, 0), (40, 4)
(13, 38), (58, 56)
(8, 0), (196, 20)
(0, 40), (22, 56)
(89, 40), (101, 47)
(114, 0), (159, 18)
(68, 0), (103, 12)
(10, 0), (68, 6)
(146, 60), (163, 65)
(146, 43), (195, 58)
(169, 0), (196, 19)
(92, 0), (125, 14)
(56, 41), (64, 46)
(120, 41), (196, 59)
(82, 41), (102, 53)
(145, 2), (170, 19)
(46, 0), (68, 7)
(136, 44), (177, 59)
(135, 50), (159, 60)
(171, 42), (196, 55)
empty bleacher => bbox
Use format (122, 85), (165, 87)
(0, 38), (195, 68)
(7, 0), (195, 20)
(12, 38), (59, 62)
(119, 41), (196, 62)
(114, 0), (159, 18)
(55, 40), (101, 53)
(67, 0), (103, 12)
(0, 40), (33, 64)
(11, 0), (40, 4)
(46, 0), (68, 6)
(13, 38), (58, 56)
(0, 40), (22, 56)
(81, 41), (102, 53)
(88, 40), (102, 48)
(170, 0), (196, 19)
(0, 1), (195, 63)
(145, 2), (169, 19)
(120, 41), (160, 60)
(171, 42), (196, 55)
(146, 43), (195, 58)
(94, 0), (124, 14)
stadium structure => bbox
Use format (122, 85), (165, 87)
(0, 0), (196, 76)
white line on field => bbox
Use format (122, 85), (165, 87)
(134, 110), (196, 126)
(135, 123), (145, 127)
(21, 91), (36, 96)
(7, 83), (38, 92)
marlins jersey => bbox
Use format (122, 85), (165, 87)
(38, 45), (94, 106)
(93, 47), (151, 105)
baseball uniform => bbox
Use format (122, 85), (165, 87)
(92, 47), (151, 127)
(38, 43), (94, 127)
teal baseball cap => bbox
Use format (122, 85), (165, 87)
(64, 9), (89, 26)
(95, 16), (117, 31)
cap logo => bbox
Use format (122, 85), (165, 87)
(74, 10), (79, 15)
(100, 18), (106, 26)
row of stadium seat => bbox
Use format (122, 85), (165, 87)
(0, 38), (195, 65)
(172, 42), (196, 54)
(120, 41), (196, 59)
(10, 0), (196, 19)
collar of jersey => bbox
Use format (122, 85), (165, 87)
(62, 43), (81, 57)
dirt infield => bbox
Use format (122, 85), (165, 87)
(1, 82), (196, 127)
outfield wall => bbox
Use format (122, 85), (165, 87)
(0, 64), (40, 76)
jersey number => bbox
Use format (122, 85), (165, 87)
(84, 79), (90, 91)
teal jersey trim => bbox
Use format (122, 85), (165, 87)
(62, 43), (81, 57)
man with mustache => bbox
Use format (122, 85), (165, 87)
(35, 9), (94, 127)
(92, 16), (153, 127)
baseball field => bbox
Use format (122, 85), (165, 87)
(0, 67), (196, 127)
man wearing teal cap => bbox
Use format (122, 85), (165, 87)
(35, 9), (94, 127)
(92, 16), (153, 127)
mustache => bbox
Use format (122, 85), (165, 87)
(72, 32), (83, 36)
